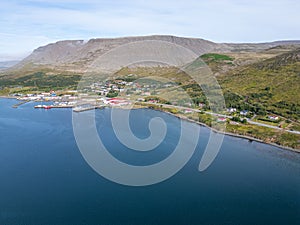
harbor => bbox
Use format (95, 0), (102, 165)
(34, 102), (106, 112)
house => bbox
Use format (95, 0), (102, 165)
(184, 109), (193, 114)
(227, 108), (237, 113)
(148, 99), (158, 103)
(143, 92), (151, 96)
(105, 98), (130, 106)
(41, 92), (51, 96)
(240, 110), (248, 116)
(268, 115), (279, 120)
(217, 117), (227, 122)
(67, 90), (78, 94)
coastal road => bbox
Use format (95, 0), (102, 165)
(140, 102), (300, 135)
(247, 120), (300, 135)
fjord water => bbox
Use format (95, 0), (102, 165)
(0, 98), (299, 225)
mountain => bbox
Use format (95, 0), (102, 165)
(0, 61), (20, 70)
(0, 36), (299, 122)
(254, 47), (300, 70)
(10, 35), (220, 74)
(5, 35), (300, 75)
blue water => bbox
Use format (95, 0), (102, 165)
(0, 98), (299, 225)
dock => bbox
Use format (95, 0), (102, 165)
(73, 105), (105, 112)
(34, 104), (74, 109)
(73, 106), (96, 112)
(32, 103), (105, 112)
(51, 105), (73, 108)
(12, 100), (31, 108)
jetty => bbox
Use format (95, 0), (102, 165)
(51, 105), (73, 108)
(73, 106), (95, 112)
(34, 104), (74, 109)
(73, 105), (105, 112)
(12, 100), (31, 108)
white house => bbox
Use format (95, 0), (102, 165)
(227, 108), (237, 113)
(268, 115), (279, 120)
(240, 110), (248, 116)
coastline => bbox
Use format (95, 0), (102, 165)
(157, 109), (300, 153)
(1, 96), (299, 153)
(0, 95), (17, 99)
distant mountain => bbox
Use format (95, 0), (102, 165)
(13, 35), (221, 73)
(255, 47), (300, 70)
(0, 61), (20, 70)
(5, 35), (300, 75)
(224, 40), (300, 52)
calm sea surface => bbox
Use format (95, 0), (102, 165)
(0, 98), (299, 225)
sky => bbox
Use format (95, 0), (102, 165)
(0, 0), (299, 61)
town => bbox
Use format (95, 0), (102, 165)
(9, 76), (299, 140)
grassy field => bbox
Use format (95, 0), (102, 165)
(0, 72), (81, 93)
(225, 123), (299, 149)
(201, 53), (234, 61)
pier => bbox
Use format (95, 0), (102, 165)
(73, 106), (95, 112)
(73, 105), (105, 112)
(12, 100), (31, 108)
(34, 105), (74, 109)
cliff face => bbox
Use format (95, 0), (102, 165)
(9, 35), (300, 73)
(20, 36), (219, 69)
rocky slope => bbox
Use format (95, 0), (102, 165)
(6, 35), (300, 75)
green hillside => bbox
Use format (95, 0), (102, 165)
(218, 49), (300, 120)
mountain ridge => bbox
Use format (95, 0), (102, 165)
(6, 35), (300, 75)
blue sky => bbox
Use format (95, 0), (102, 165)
(0, 0), (299, 61)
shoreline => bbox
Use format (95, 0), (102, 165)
(0, 95), (18, 99)
(155, 109), (300, 154)
(1, 96), (299, 153)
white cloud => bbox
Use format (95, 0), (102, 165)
(0, 33), (59, 61)
(0, 0), (299, 60)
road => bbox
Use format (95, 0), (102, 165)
(247, 120), (300, 135)
(141, 102), (300, 135)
